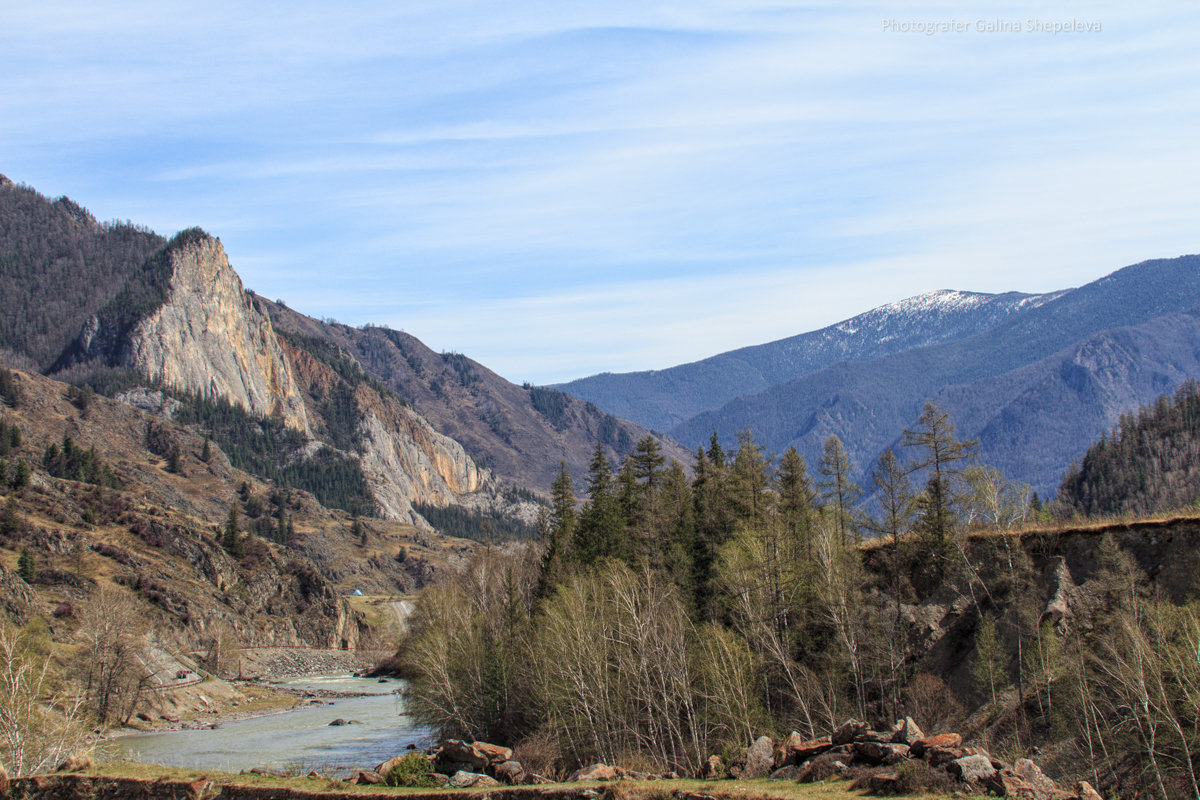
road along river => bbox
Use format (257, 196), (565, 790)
(111, 674), (434, 777)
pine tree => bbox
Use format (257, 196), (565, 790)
(352, 514), (366, 546)
(537, 462), (576, 598)
(1, 495), (20, 537)
(201, 437), (212, 463)
(818, 435), (860, 546)
(573, 443), (621, 564)
(903, 402), (976, 561)
(17, 546), (35, 582)
(729, 430), (771, 524)
(222, 506), (244, 557)
(10, 459), (31, 489)
(777, 447), (817, 555)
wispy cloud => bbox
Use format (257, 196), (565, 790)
(3, 1), (1196, 383)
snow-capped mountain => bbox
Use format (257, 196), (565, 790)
(555, 287), (1064, 433)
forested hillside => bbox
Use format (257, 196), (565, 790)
(402, 401), (1200, 798)
(1056, 380), (1200, 517)
(0, 175), (165, 369)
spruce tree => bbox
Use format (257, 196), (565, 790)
(574, 443), (621, 564)
(222, 506), (244, 557)
(17, 546), (35, 582)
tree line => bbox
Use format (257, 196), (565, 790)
(402, 395), (1200, 795)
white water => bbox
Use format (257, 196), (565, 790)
(112, 675), (434, 776)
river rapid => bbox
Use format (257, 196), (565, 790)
(112, 675), (434, 777)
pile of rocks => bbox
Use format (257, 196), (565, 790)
(710, 718), (1103, 799)
(359, 739), (529, 788)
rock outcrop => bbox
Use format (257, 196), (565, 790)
(116, 235), (309, 434)
(356, 399), (484, 524)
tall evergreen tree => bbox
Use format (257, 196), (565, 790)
(818, 435), (860, 546)
(573, 443), (622, 564)
(903, 402), (976, 557)
(537, 461), (576, 598)
(776, 447), (817, 557)
(729, 430), (771, 525)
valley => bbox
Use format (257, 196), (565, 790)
(3, 175), (1200, 799)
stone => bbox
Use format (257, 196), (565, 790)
(493, 760), (525, 785)
(472, 741), (514, 765)
(773, 731), (804, 768)
(353, 771), (383, 785)
(697, 755), (723, 780)
(910, 732), (963, 757)
(328, 718), (347, 726)
(949, 754), (997, 784)
(437, 739), (490, 772)
(570, 763), (618, 782)
(768, 765), (803, 781)
(779, 736), (834, 765)
(890, 716), (925, 745)
(1012, 758), (1060, 798)
(740, 735), (775, 778)
(1074, 781), (1103, 800)
(853, 741), (910, 765)
(832, 718), (871, 745)
(925, 746), (967, 767)
(448, 771), (500, 788)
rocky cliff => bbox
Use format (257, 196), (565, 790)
(116, 234), (310, 434)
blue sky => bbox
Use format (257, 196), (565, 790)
(3, 2), (1198, 384)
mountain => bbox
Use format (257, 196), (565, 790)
(259, 300), (690, 495)
(0, 365), (475, 647)
(670, 255), (1200, 496)
(0, 174), (165, 370)
(1055, 379), (1200, 517)
(0, 176), (681, 533)
(555, 289), (1063, 432)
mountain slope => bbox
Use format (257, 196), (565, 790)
(672, 255), (1200, 495)
(260, 301), (691, 494)
(0, 175), (165, 370)
(556, 289), (1062, 431)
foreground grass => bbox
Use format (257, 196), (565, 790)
(66, 762), (955, 800)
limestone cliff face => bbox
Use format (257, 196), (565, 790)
(120, 236), (310, 433)
(356, 391), (486, 524)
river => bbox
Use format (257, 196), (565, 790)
(112, 675), (434, 776)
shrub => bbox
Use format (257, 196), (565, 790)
(382, 752), (440, 787)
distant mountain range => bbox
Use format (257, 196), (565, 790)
(560, 255), (1200, 497)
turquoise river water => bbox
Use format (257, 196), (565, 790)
(111, 675), (434, 776)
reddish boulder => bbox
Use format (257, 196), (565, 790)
(1075, 781), (1104, 800)
(697, 755), (724, 780)
(890, 717), (925, 745)
(910, 732), (963, 757)
(472, 741), (514, 765)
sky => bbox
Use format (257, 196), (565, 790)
(3, 2), (1198, 385)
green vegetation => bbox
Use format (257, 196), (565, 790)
(381, 752), (441, 787)
(1058, 379), (1200, 517)
(412, 502), (537, 541)
(42, 433), (119, 488)
(0, 181), (165, 370)
(0, 367), (20, 406)
(172, 391), (374, 515)
(528, 386), (570, 430)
